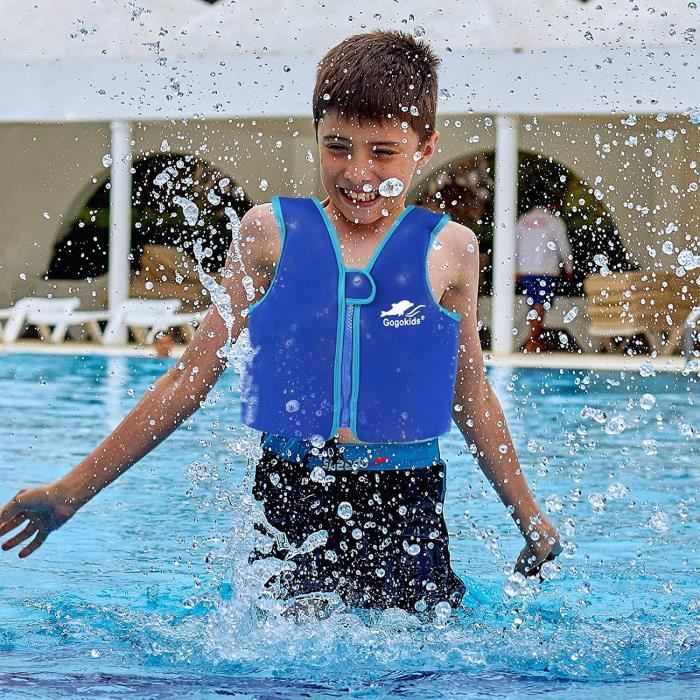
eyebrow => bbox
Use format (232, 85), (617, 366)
(322, 135), (401, 147)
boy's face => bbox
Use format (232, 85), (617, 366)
(317, 110), (439, 227)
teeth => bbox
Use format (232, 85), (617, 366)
(344, 188), (377, 203)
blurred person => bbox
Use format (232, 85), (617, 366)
(515, 199), (573, 353)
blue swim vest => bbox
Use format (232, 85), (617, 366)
(240, 196), (461, 443)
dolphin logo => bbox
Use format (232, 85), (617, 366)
(380, 300), (426, 318)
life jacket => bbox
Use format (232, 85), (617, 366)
(240, 196), (461, 443)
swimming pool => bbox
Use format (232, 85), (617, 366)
(0, 353), (698, 698)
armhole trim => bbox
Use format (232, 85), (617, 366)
(426, 214), (462, 322)
(247, 198), (286, 314)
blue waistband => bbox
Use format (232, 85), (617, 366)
(261, 433), (440, 471)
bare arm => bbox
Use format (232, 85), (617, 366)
(438, 223), (561, 575)
(0, 203), (280, 557)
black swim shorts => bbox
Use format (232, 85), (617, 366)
(251, 436), (466, 613)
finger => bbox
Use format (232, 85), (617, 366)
(0, 513), (27, 536)
(1, 523), (37, 551)
(19, 530), (46, 559)
(0, 500), (20, 526)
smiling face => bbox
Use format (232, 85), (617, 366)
(317, 110), (439, 231)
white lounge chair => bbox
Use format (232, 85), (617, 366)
(102, 299), (183, 345)
(0, 299), (29, 343)
(0, 297), (81, 343)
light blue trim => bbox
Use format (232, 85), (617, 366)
(345, 268), (376, 305)
(349, 304), (362, 436)
(426, 214), (462, 322)
(312, 197), (415, 274)
(364, 205), (415, 273)
(247, 197), (286, 315)
(310, 199), (348, 440)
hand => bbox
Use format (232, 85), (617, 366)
(0, 484), (77, 558)
(514, 516), (562, 578)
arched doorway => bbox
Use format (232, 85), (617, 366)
(46, 153), (254, 280)
(412, 151), (637, 296)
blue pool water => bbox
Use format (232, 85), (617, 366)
(0, 353), (698, 698)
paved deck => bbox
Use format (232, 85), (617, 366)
(1, 340), (697, 374)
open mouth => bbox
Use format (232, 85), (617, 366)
(339, 187), (379, 207)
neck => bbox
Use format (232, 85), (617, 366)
(324, 199), (408, 239)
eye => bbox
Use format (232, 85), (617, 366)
(326, 143), (347, 152)
(373, 150), (396, 157)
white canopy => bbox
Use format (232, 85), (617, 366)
(0, 0), (698, 122)
(1, 0), (696, 61)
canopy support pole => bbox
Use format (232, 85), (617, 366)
(491, 114), (519, 355)
(105, 120), (132, 345)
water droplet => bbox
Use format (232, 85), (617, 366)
(499, 444), (508, 454)
(593, 254), (608, 267)
(207, 190), (221, 205)
(310, 466), (326, 482)
(351, 528), (363, 540)
(413, 151), (423, 161)
(160, 139), (171, 152)
(640, 393), (656, 410)
(410, 105), (420, 116)
(337, 502), (353, 520)
(647, 508), (670, 533)
(624, 114), (638, 126)
(306, 149), (314, 163)
(322, 93), (331, 101)
(285, 400), (299, 413)
(172, 196), (199, 226)
(467, 243), (475, 253)
(153, 170), (170, 187)
(375, 567), (385, 577)
(639, 361), (655, 378)
(643, 439), (659, 455)
(90, 649), (101, 658)
(453, 403), (463, 412)
(432, 239), (443, 251)
(398, 505), (408, 516)
(584, 30), (594, 41)
(42, 212), (50, 220)
(413, 26), (425, 38)
(434, 601), (452, 622)
(310, 434), (325, 449)
(102, 154), (112, 167)
(259, 179), (269, 192)
(378, 177), (404, 197)
(603, 415), (627, 434)
(662, 241), (675, 255)
(564, 306), (580, 324)
(656, 112), (668, 123)
(269, 472), (280, 486)
(403, 541), (421, 556)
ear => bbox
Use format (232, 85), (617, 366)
(416, 131), (440, 169)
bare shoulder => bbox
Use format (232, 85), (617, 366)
(237, 202), (281, 268)
(436, 220), (479, 256)
(431, 220), (479, 290)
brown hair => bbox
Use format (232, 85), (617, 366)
(313, 30), (441, 144)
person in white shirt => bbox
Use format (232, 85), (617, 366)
(515, 201), (573, 353)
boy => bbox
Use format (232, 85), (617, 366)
(0, 31), (560, 614)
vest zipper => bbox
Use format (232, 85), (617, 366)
(339, 304), (355, 427)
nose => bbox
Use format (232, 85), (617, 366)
(343, 154), (372, 184)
